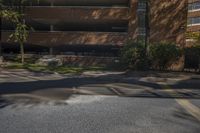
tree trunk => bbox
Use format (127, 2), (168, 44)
(199, 56), (200, 73)
(0, 43), (2, 57)
(20, 43), (24, 64)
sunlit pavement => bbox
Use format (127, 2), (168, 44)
(0, 69), (200, 133)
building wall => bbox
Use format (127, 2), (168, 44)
(2, 32), (127, 46)
(187, 0), (200, 32)
(25, 7), (129, 24)
(26, 0), (129, 6)
(128, 0), (138, 40)
(1, 0), (189, 52)
(149, 0), (188, 46)
(186, 0), (200, 46)
(1, 0), (135, 48)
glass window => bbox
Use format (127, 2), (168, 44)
(188, 2), (200, 11)
(138, 2), (146, 9)
(138, 28), (146, 36)
(188, 17), (200, 25)
(137, 0), (147, 37)
(138, 13), (146, 27)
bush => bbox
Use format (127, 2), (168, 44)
(149, 42), (182, 70)
(120, 41), (148, 70)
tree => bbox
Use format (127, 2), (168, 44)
(9, 23), (29, 64)
(0, 0), (29, 64)
(0, 0), (20, 57)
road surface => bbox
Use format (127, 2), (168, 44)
(0, 69), (200, 133)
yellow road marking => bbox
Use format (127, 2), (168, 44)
(175, 99), (200, 121)
(162, 85), (200, 122)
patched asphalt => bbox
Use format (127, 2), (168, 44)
(0, 69), (200, 133)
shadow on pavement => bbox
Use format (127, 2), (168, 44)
(0, 98), (12, 109)
(173, 108), (200, 124)
(0, 71), (199, 109)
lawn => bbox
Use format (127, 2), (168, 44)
(2, 62), (107, 74)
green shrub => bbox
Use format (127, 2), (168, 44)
(120, 41), (148, 70)
(149, 42), (182, 70)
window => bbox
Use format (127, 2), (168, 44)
(138, 13), (146, 27)
(138, 28), (146, 36)
(188, 17), (200, 25)
(137, 1), (146, 11)
(138, 2), (146, 9)
(188, 2), (200, 11)
(137, 1), (146, 37)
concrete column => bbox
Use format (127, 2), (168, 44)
(0, 43), (2, 56)
(49, 47), (53, 55)
(50, 25), (54, 32)
(50, 0), (54, 7)
(50, 23), (54, 55)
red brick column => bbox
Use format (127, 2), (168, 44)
(128, 0), (138, 41)
(149, 0), (188, 47)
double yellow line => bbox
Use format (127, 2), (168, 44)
(162, 85), (200, 122)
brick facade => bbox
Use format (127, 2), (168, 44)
(150, 0), (188, 46)
(1, 0), (189, 52)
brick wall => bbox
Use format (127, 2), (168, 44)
(149, 0), (188, 46)
(1, 32), (127, 47)
(1, 0), (189, 48)
(25, 7), (129, 23)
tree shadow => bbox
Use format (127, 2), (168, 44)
(0, 71), (199, 109)
(170, 77), (200, 90)
(0, 97), (12, 109)
(152, 107), (200, 133)
(173, 108), (200, 124)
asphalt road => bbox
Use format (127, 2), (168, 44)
(0, 69), (200, 133)
(0, 95), (200, 133)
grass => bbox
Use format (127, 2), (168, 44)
(3, 62), (107, 74)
